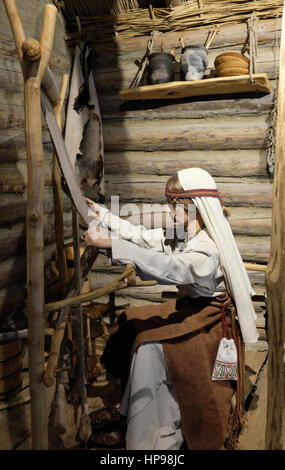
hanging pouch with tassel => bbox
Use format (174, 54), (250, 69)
(212, 303), (238, 381)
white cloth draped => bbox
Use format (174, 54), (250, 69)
(178, 168), (258, 343)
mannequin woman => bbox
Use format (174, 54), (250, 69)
(84, 168), (258, 450)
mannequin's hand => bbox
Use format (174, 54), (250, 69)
(85, 197), (100, 219)
(84, 227), (112, 249)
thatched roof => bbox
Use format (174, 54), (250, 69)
(55, 0), (283, 44)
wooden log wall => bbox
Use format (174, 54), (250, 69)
(89, 18), (281, 332)
(0, 1), (72, 322)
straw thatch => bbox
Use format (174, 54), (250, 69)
(59, 0), (283, 44)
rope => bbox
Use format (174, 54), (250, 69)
(246, 15), (258, 84)
(130, 29), (161, 89)
(266, 15), (280, 175)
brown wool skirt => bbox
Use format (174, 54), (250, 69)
(101, 291), (244, 450)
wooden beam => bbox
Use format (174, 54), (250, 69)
(265, 1), (285, 451)
(3, 0), (58, 451)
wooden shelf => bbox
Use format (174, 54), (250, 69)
(120, 74), (272, 101)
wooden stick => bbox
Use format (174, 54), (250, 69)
(44, 265), (133, 313)
(3, 0), (26, 72)
(37, 4), (58, 87)
(265, 0), (285, 451)
(244, 262), (267, 272)
(52, 74), (69, 297)
(86, 317), (92, 356)
(72, 207), (91, 442)
(149, 5), (155, 20)
(41, 66), (61, 106)
(126, 263), (137, 286)
(179, 37), (185, 48)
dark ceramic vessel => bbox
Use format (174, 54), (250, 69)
(147, 52), (176, 85)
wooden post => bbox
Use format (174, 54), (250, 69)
(3, 0), (58, 450)
(265, 0), (285, 450)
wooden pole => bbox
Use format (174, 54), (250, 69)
(265, 0), (285, 451)
(3, 0), (58, 451)
(72, 206), (92, 442)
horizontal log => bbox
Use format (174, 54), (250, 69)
(103, 116), (269, 151)
(235, 235), (270, 263)
(226, 207), (272, 236)
(105, 176), (273, 206)
(0, 213), (73, 258)
(0, 239), (73, 290)
(0, 128), (54, 162)
(0, 88), (274, 133)
(99, 85), (276, 120)
(0, 88), (275, 139)
(0, 281), (26, 320)
(0, 160), (53, 193)
(0, 189), (72, 227)
(90, 18), (281, 56)
(105, 149), (268, 177)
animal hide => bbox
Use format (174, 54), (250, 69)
(65, 43), (105, 200)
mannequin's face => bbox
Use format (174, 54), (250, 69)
(166, 200), (203, 238)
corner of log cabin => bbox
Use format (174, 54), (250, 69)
(0, 0), (284, 452)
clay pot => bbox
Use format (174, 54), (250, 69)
(180, 45), (208, 81)
(147, 52), (176, 85)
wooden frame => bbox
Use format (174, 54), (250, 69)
(3, 0), (58, 450)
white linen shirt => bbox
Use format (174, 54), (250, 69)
(88, 205), (226, 297)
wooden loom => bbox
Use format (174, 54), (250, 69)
(3, 0), (157, 449)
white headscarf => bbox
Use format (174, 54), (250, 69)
(178, 168), (258, 344)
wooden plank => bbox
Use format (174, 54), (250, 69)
(120, 74), (272, 101)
